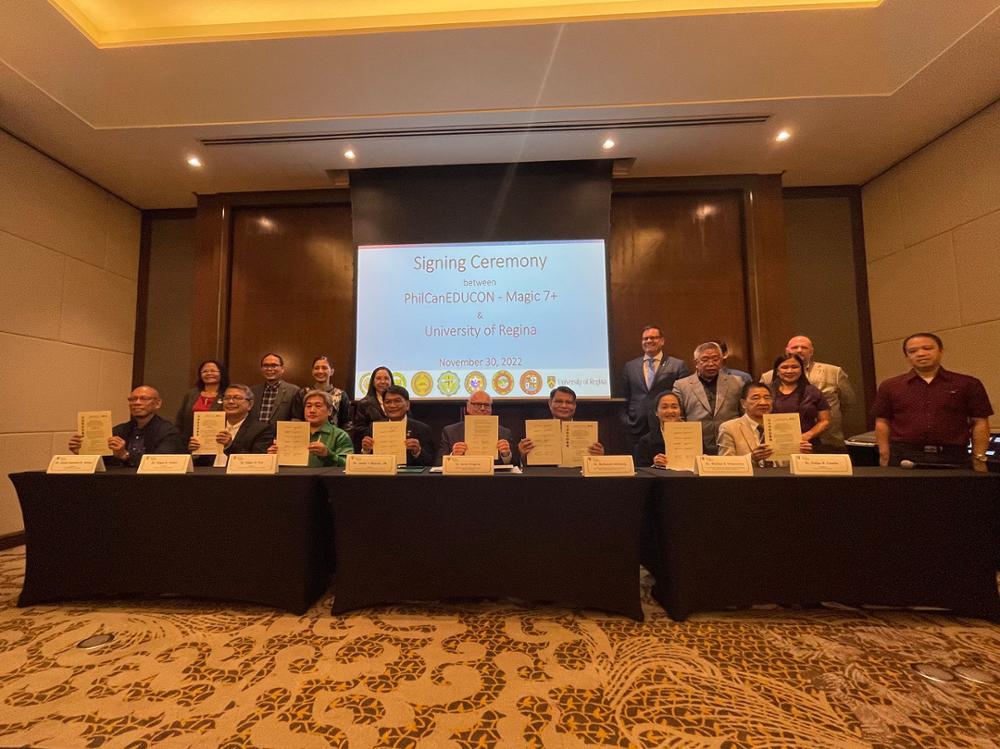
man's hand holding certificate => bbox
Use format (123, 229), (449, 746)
(763, 412), (808, 461)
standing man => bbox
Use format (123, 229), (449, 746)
(760, 335), (857, 450)
(251, 353), (298, 423)
(360, 385), (434, 467)
(437, 390), (518, 465)
(672, 342), (742, 455)
(873, 333), (992, 471)
(517, 386), (604, 459)
(68, 386), (184, 467)
(620, 325), (690, 449)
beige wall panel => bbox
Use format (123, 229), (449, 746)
(872, 338), (906, 387)
(98, 350), (135, 424)
(951, 208), (1000, 326)
(0, 230), (64, 339)
(935, 320), (1000, 429)
(104, 195), (141, 280)
(0, 333), (101, 433)
(50, 432), (77, 456)
(0, 433), (52, 536)
(0, 133), (108, 267)
(895, 102), (1000, 248)
(867, 233), (962, 343)
(59, 258), (137, 353)
(861, 171), (904, 261)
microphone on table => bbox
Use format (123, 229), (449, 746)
(899, 459), (966, 470)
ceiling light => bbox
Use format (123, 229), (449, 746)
(186, 155), (203, 168)
(344, 149), (356, 160)
(775, 130), (792, 143)
(602, 138), (616, 150)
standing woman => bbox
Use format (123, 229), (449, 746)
(290, 355), (351, 432)
(633, 391), (686, 467)
(175, 359), (229, 442)
(351, 365), (393, 449)
(767, 353), (832, 449)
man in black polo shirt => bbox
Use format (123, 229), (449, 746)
(873, 332), (993, 471)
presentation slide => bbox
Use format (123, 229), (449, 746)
(355, 240), (612, 400)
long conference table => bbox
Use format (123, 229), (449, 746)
(9, 467), (1000, 622)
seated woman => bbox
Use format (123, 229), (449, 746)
(718, 382), (813, 460)
(175, 359), (228, 443)
(633, 391), (685, 467)
(767, 353), (831, 449)
(290, 355), (351, 431)
(269, 389), (353, 467)
(351, 365), (392, 449)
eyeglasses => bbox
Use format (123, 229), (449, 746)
(261, 363), (282, 369)
(222, 395), (247, 402)
(127, 396), (156, 403)
(468, 402), (492, 411)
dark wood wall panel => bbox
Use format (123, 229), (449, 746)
(228, 205), (355, 389)
(609, 191), (749, 378)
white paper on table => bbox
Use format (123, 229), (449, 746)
(763, 412), (803, 461)
(660, 421), (703, 471)
(560, 421), (598, 468)
(77, 411), (112, 455)
(524, 419), (562, 465)
(276, 421), (311, 466)
(464, 415), (499, 458)
(192, 411), (227, 454)
(374, 418), (408, 466)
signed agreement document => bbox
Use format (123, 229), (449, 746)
(763, 412), (802, 460)
(524, 419), (562, 465)
(192, 412), (226, 455)
(464, 415), (499, 458)
(77, 411), (112, 455)
(561, 421), (598, 467)
(373, 419), (407, 466)
(660, 421), (703, 471)
(276, 421), (311, 466)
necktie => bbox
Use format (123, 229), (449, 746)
(645, 358), (656, 389)
(756, 424), (765, 443)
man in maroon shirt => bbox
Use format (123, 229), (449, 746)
(873, 333), (993, 472)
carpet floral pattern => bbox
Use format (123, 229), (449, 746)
(0, 548), (998, 748)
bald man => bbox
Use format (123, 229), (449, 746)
(69, 385), (184, 467)
(437, 390), (519, 465)
(760, 335), (856, 449)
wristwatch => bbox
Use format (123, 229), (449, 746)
(972, 453), (988, 463)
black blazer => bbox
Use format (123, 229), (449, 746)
(361, 417), (434, 467)
(351, 396), (387, 450)
(108, 415), (185, 467)
(175, 387), (224, 442)
(250, 380), (299, 422)
(619, 354), (690, 437)
(226, 416), (275, 455)
(633, 430), (665, 467)
(436, 421), (519, 466)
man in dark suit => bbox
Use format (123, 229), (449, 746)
(619, 324), (690, 449)
(359, 385), (434, 466)
(68, 385), (184, 467)
(188, 384), (274, 462)
(250, 352), (298, 422)
(437, 390), (518, 465)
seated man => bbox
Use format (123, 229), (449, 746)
(437, 390), (518, 465)
(68, 385), (184, 467)
(188, 384), (274, 461)
(359, 385), (434, 466)
(717, 382), (813, 462)
(268, 389), (353, 467)
(517, 386), (604, 459)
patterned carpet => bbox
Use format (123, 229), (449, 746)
(0, 548), (998, 749)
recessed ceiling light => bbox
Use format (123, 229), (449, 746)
(186, 155), (203, 168)
(344, 149), (356, 160)
(602, 138), (616, 150)
(775, 130), (792, 142)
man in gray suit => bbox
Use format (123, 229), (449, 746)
(759, 335), (857, 450)
(619, 324), (690, 449)
(250, 353), (299, 423)
(672, 342), (742, 455)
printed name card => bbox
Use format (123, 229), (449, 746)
(694, 455), (754, 476)
(345, 454), (398, 475)
(582, 455), (634, 477)
(442, 455), (495, 476)
(789, 453), (853, 476)
(227, 454), (279, 474)
(137, 454), (194, 474)
(47, 455), (106, 474)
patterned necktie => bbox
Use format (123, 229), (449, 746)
(645, 358), (656, 389)
(756, 424), (765, 443)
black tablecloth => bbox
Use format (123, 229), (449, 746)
(640, 466), (1000, 621)
(11, 469), (332, 614)
(322, 468), (650, 619)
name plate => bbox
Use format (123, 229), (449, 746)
(137, 454), (194, 474)
(47, 455), (105, 474)
(442, 455), (495, 476)
(582, 455), (635, 477)
(695, 455), (754, 476)
(789, 453), (853, 476)
(227, 454), (278, 475)
(345, 454), (398, 475)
